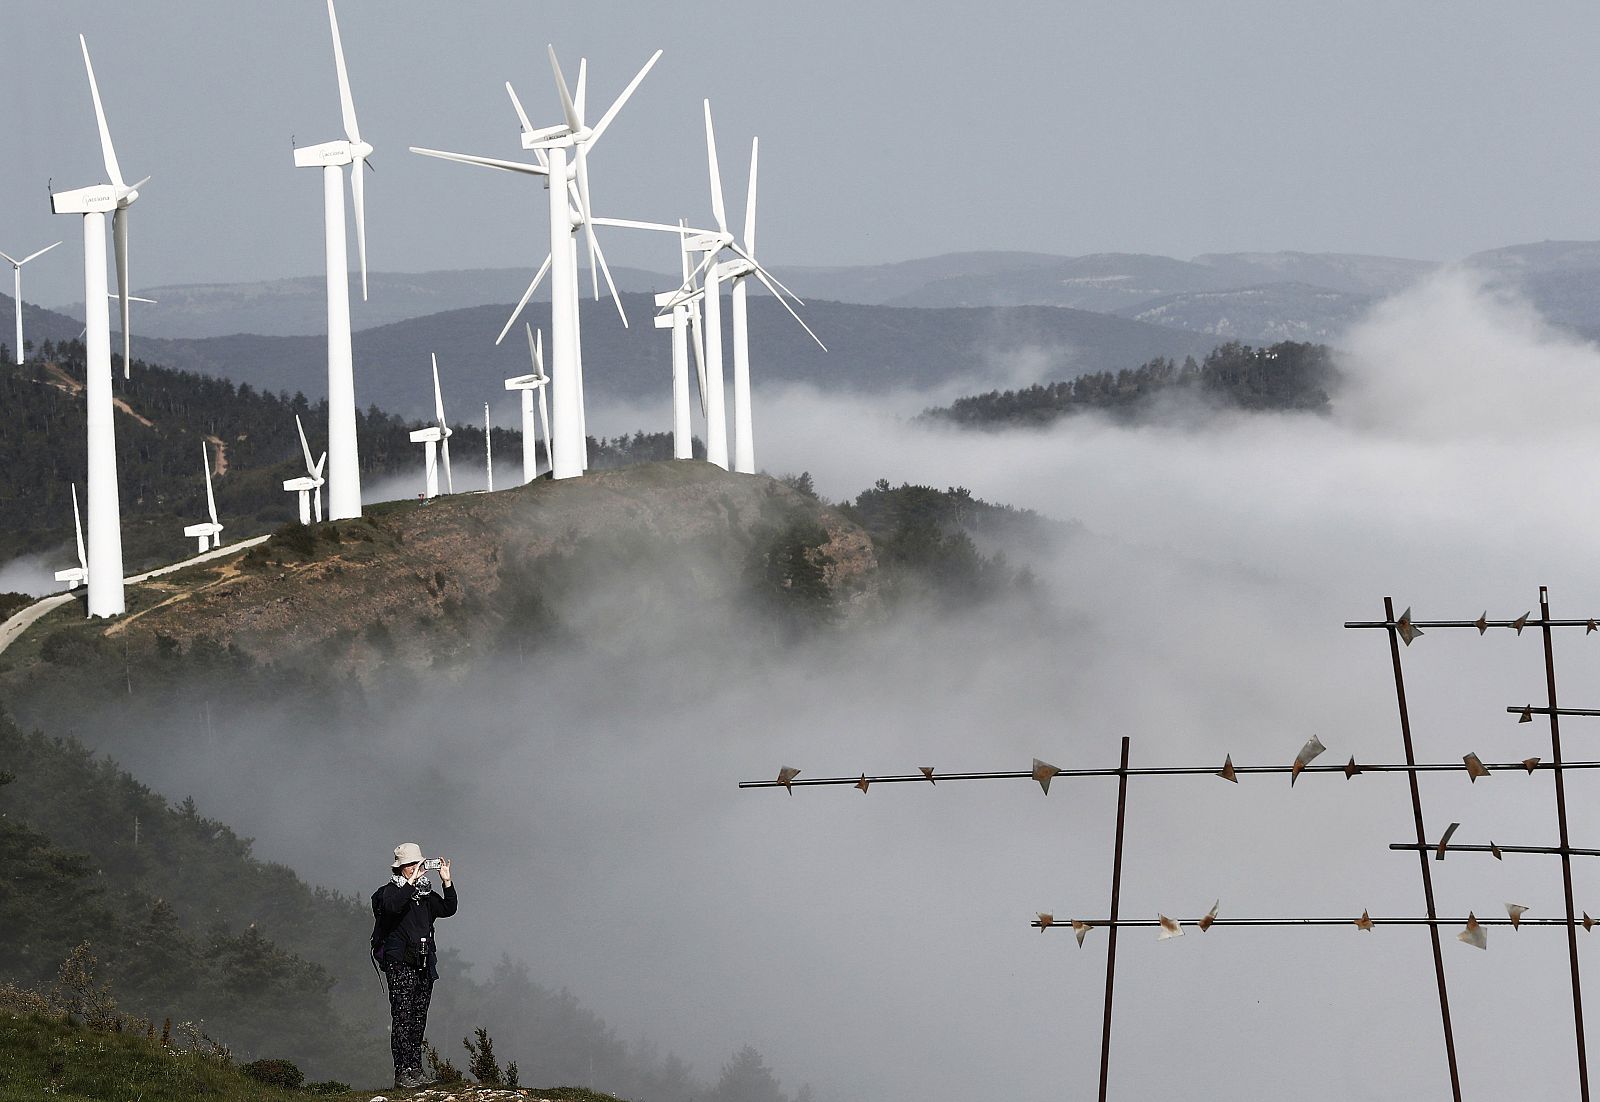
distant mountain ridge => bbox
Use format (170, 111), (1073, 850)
(7, 291), (1223, 420)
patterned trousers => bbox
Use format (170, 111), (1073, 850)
(384, 963), (435, 1075)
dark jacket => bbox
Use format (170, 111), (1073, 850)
(371, 879), (458, 979)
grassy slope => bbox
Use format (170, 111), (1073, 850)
(0, 1001), (633, 1101)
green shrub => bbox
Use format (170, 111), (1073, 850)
(240, 1057), (304, 1088)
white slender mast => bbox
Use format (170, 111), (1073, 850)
(294, 0), (372, 520)
(50, 36), (145, 619)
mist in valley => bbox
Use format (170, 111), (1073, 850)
(21, 268), (1600, 1100)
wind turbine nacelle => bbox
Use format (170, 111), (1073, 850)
(653, 313), (674, 330)
(294, 139), (357, 168)
(519, 124), (571, 148)
(505, 374), (548, 390)
(409, 427), (444, 443)
(51, 184), (119, 215)
(183, 522), (223, 539)
(283, 476), (320, 492)
(715, 258), (753, 281)
(55, 567), (87, 588)
(683, 233), (725, 253)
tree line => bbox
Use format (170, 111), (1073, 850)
(922, 340), (1339, 427)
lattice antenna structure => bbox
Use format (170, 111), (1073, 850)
(744, 587), (1600, 1102)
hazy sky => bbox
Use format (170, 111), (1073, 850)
(6, 1), (1600, 307)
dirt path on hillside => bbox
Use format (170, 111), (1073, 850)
(206, 434), (229, 476)
(39, 362), (155, 428)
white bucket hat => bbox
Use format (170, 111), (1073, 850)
(391, 842), (424, 869)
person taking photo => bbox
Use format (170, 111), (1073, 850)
(371, 842), (457, 1089)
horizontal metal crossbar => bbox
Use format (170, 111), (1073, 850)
(739, 760), (1600, 788)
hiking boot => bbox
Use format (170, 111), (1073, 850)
(415, 1066), (440, 1085)
(395, 1068), (426, 1089)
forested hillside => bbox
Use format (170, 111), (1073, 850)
(0, 340), (695, 568)
(921, 340), (1339, 427)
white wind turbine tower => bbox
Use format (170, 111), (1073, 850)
(408, 354), (454, 500)
(50, 35), (148, 619)
(483, 403), (494, 493)
(670, 104), (824, 473)
(281, 414), (326, 524)
(293, 0), (372, 521)
(182, 442), (224, 553)
(53, 485), (88, 591)
(0, 241), (62, 365)
(503, 323), (553, 484)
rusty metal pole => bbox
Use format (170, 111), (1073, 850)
(1382, 596), (1463, 1102)
(1097, 736), (1130, 1102)
(1539, 586), (1590, 1101)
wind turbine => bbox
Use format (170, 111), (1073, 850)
(0, 241), (62, 365)
(49, 34), (147, 619)
(413, 45), (664, 480)
(53, 485), (88, 591)
(407, 354), (454, 500)
(182, 441), (224, 553)
(281, 414), (326, 524)
(503, 323), (553, 484)
(664, 104), (824, 473)
(293, 0), (372, 521)
(654, 224), (709, 461)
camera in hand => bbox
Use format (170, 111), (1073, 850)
(422, 858), (442, 871)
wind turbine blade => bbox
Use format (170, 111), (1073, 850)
(733, 242), (804, 304)
(495, 254), (553, 345)
(296, 414), (316, 473)
(506, 81), (535, 133)
(442, 436), (454, 494)
(327, 0), (362, 144)
(80, 37), (126, 190)
(71, 485), (86, 568)
(590, 229), (628, 328)
(19, 241), (63, 266)
(744, 137), (759, 254)
(751, 267), (827, 351)
(657, 247), (720, 313)
(203, 442), (219, 524)
(576, 147), (599, 300)
(687, 303), (708, 415)
(589, 216), (717, 236)
(314, 452), (327, 478)
(704, 100), (727, 234)
(431, 353), (446, 426)
(525, 322), (541, 372)
(575, 58), (587, 124)
(113, 207), (131, 376)
(0, 251), (16, 267)
(410, 146), (549, 176)
(679, 220), (691, 282)
(588, 49), (663, 148)
(536, 378), (552, 474)
(352, 159), (368, 301)
(548, 46), (581, 133)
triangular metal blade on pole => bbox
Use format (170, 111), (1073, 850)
(1291, 735), (1327, 786)
(1032, 759), (1060, 795)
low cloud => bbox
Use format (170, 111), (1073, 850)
(33, 269), (1600, 1102)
